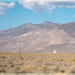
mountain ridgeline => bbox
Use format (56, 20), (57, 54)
(0, 21), (75, 53)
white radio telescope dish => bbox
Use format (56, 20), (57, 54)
(53, 50), (56, 54)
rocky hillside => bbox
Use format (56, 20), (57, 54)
(0, 21), (75, 53)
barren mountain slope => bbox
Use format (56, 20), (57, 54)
(0, 28), (75, 53)
(0, 21), (75, 53)
(0, 21), (58, 38)
(58, 22), (75, 37)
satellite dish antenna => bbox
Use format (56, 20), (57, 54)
(53, 50), (56, 54)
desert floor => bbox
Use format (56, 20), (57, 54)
(0, 53), (75, 74)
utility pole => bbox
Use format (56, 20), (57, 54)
(19, 41), (21, 56)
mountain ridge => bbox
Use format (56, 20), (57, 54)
(0, 21), (59, 37)
(0, 21), (75, 53)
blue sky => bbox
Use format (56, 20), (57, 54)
(0, 0), (75, 31)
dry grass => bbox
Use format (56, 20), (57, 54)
(0, 53), (75, 73)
